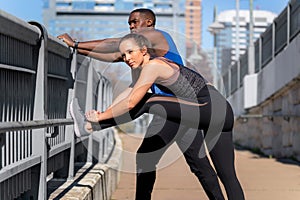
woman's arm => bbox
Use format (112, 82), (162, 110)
(107, 87), (133, 109)
(97, 83), (152, 121)
(86, 63), (161, 122)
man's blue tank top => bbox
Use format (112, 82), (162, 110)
(151, 30), (183, 96)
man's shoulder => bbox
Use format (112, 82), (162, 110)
(140, 29), (170, 36)
(139, 29), (164, 36)
(138, 29), (167, 44)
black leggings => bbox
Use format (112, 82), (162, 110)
(134, 92), (244, 200)
(135, 117), (225, 200)
(94, 92), (244, 200)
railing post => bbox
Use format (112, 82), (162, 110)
(258, 37), (262, 72)
(228, 67), (232, 96)
(66, 51), (77, 180)
(237, 59), (241, 90)
(96, 75), (104, 163)
(287, 2), (291, 45)
(272, 22), (276, 59)
(85, 60), (94, 163)
(97, 76), (104, 112)
(29, 21), (49, 200)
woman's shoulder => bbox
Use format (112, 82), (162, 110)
(142, 58), (169, 74)
(149, 56), (172, 64)
(148, 57), (167, 65)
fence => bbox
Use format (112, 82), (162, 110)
(0, 10), (114, 199)
(222, 0), (300, 97)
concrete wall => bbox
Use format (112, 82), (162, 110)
(228, 34), (300, 161)
(233, 81), (300, 160)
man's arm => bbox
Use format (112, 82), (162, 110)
(77, 38), (120, 53)
(77, 49), (123, 62)
(58, 30), (170, 59)
(57, 33), (123, 62)
(57, 33), (120, 53)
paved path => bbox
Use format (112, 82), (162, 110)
(111, 133), (300, 200)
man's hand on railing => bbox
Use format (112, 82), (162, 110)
(57, 33), (75, 48)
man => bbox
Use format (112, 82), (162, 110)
(59, 8), (244, 200)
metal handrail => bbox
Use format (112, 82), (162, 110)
(0, 12), (115, 200)
(0, 118), (73, 133)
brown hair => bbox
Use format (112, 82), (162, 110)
(119, 33), (155, 56)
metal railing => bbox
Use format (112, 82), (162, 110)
(0, 10), (114, 200)
(222, 0), (300, 97)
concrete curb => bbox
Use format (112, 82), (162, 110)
(48, 130), (123, 200)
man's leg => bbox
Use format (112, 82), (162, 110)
(177, 128), (225, 200)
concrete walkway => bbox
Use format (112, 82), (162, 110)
(111, 133), (300, 200)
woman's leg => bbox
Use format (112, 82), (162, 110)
(140, 98), (211, 130)
(178, 128), (225, 200)
(204, 101), (244, 200)
(136, 114), (226, 200)
(208, 131), (245, 200)
(135, 115), (169, 200)
(138, 95), (244, 200)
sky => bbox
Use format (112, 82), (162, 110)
(0, 0), (290, 50)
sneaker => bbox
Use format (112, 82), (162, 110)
(70, 98), (90, 137)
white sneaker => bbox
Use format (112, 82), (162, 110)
(70, 98), (90, 137)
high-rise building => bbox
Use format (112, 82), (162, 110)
(210, 9), (276, 73)
(185, 0), (202, 47)
(43, 0), (185, 42)
(184, 1), (213, 84)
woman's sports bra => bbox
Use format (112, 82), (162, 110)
(154, 57), (209, 102)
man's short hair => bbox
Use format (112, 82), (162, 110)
(130, 8), (156, 26)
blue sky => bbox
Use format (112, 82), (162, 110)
(0, 0), (290, 49)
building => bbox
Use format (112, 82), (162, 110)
(42, 0), (187, 91)
(211, 9), (277, 73)
(185, 0), (202, 47)
(184, 1), (213, 84)
(42, 0), (185, 43)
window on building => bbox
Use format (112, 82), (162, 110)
(233, 17), (246, 22)
(56, 2), (71, 8)
(72, 1), (95, 10)
(255, 17), (267, 22)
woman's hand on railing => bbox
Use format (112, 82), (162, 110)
(85, 110), (101, 122)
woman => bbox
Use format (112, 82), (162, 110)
(84, 33), (245, 200)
